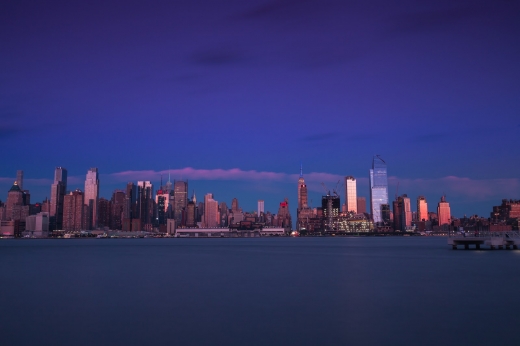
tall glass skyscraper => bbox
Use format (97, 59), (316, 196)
(84, 168), (99, 230)
(369, 155), (389, 224)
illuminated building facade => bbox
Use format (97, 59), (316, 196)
(345, 176), (357, 213)
(417, 196), (428, 222)
(369, 156), (389, 224)
(204, 193), (219, 228)
(437, 196), (451, 226)
(84, 168), (99, 230)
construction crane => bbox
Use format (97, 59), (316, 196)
(321, 182), (330, 195)
(332, 180), (341, 197)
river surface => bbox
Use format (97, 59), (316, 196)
(1, 237), (519, 346)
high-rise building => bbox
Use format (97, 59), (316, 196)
(137, 181), (153, 230)
(204, 193), (219, 228)
(258, 200), (264, 219)
(111, 190), (125, 230)
(437, 196), (451, 226)
(50, 167), (67, 230)
(297, 165), (314, 231)
(16, 170), (23, 190)
(124, 182), (136, 220)
(392, 199), (401, 231)
(277, 198), (292, 228)
(345, 176), (357, 213)
(322, 194), (340, 230)
(402, 195), (412, 229)
(98, 198), (111, 228)
(174, 180), (188, 226)
(369, 155), (389, 224)
(297, 164), (308, 210)
(186, 200), (196, 227)
(84, 168), (99, 230)
(357, 197), (367, 214)
(231, 198), (239, 213)
(417, 196), (428, 222)
(381, 204), (391, 224)
(393, 195), (412, 231)
(63, 189), (84, 232)
(5, 182), (25, 221)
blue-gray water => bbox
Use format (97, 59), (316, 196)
(1, 237), (520, 346)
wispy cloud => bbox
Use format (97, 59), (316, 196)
(2, 168), (518, 205)
(388, 176), (520, 201)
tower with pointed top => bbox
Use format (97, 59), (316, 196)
(296, 163), (314, 231)
(297, 163), (308, 210)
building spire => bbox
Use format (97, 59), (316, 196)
(168, 166), (171, 183)
(300, 162), (303, 177)
(160, 174), (163, 190)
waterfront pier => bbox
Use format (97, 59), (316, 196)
(448, 230), (520, 250)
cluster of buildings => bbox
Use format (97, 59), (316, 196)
(1, 157), (518, 238)
(0, 168), (292, 237)
(296, 156), (453, 234)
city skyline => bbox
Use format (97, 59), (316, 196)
(0, 159), (515, 222)
(1, 0), (519, 221)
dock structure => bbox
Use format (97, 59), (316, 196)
(448, 230), (520, 250)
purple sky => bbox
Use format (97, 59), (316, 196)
(1, 0), (519, 218)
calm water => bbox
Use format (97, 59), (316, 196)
(1, 237), (520, 346)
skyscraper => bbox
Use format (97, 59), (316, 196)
(84, 168), (99, 230)
(344, 176), (357, 213)
(186, 200), (196, 227)
(204, 193), (219, 228)
(98, 198), (111, 228)
(277, 198), (291, 228)
(417, 196), (428, 222)
(231, 198), (239, 213)
(437, 196), (451, 226)
(357, 197), (367, 214)
(369, 155), (389, 224)
(50, 167), (67, 230)
(297, 164), (308, 210)
(16, 170), (23, 190)
(258, 200), (264, 219)
(137, 181), (153, 230)
(401, 195), (412, 229)
(63, 189), (84, 232)
(296, 164), (314, 231)
(174, 180), (188, 226)
(5, 182), (24, 221)
(110, 190), (125, 230)
(124, 182), (136, 220)
(393, 195), (412, 231)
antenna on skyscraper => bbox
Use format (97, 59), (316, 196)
(395, 181), (399, 200)
(160, 174), (163, 190)
(300, 162), (303, 177)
